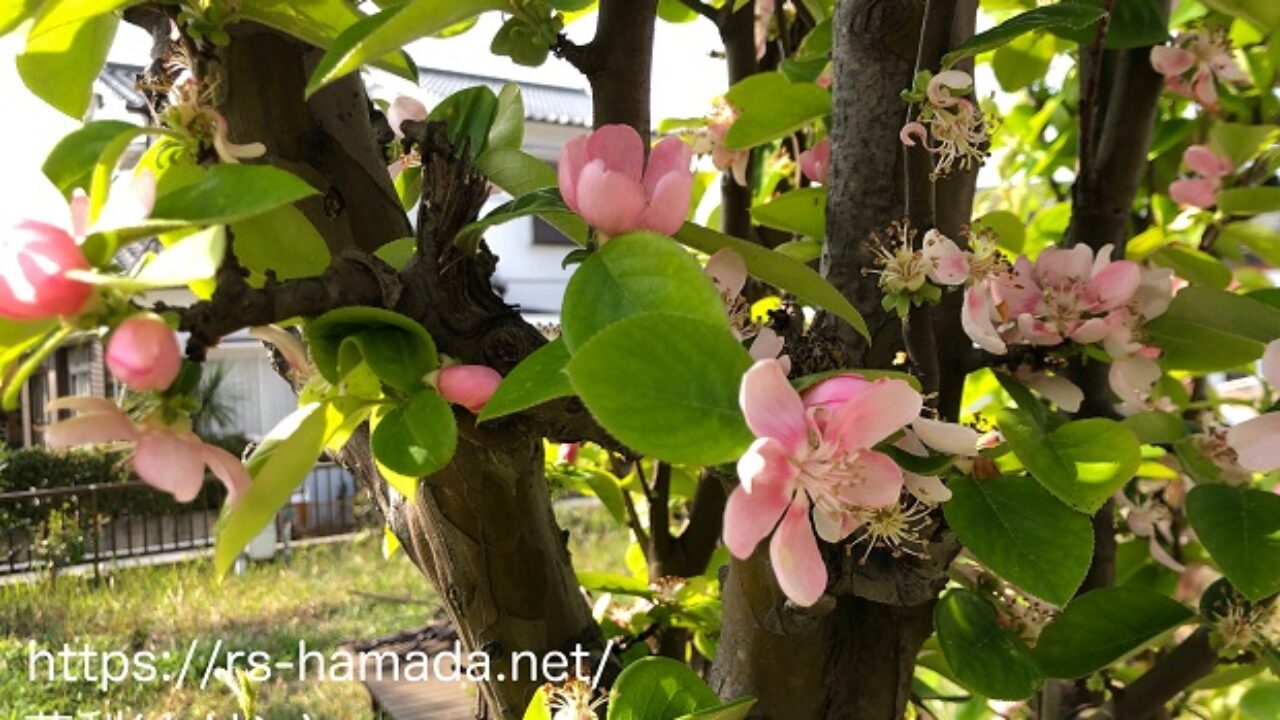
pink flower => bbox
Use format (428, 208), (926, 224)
(901, 70), (989, 178)
(705, 106), (750, 186)
(723, 360), (969, 606)
(387, 96), (429, 139)
(0, 221), (93, 321)
(799, 137), (830, 185)
(437, 364), (503, 414)
(1150, 31), (1248, 109)
(1169, 145), (1232, 209)
(921, 229), (969, 285)
(754, 0), (776, 59)
(1227, 339), (1280, 472)
(107, 315), (182, 391)
(44, 397), (248, 504)
(558, 125), (694, 237)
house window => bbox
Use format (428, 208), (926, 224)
(67, 343), (94, 398)
(532, 217), (576, 246)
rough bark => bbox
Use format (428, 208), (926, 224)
(202, 26), (607, 719)
(711, 4), (964, 718)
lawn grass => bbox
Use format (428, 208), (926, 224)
(0, 502), (629, 718)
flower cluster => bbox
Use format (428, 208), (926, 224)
(1150, 29), (1248, 109)
(690, 102), (751, 186)
(900, 70), (990, 178)
(558, 124), (694, 238)
(724, 359), (977, 606)
(703, 248), (788, 370)
(1169, 145), (1234, 209)
(163, 72), (266, 164)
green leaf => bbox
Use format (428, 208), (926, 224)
(934, 589), (1044, 701)
(143, 164), (319, 231)
(991, 32), (1055, 91)
(129, 225), (226, 288)
(773, 238), (824, 262)
(306, 306), (438, 393)
(42, 121), (144, 197)
(566, 313), (754, 466)
(1199, 0), (1280, 34)
(306, 0), (507, 97)
(577, 571), (656, 599)
(215, 401), (344, 576)
(232, 205), (332, 283)
(371, 388), (458, 479)
(0, 0), (41, 35)
(477, 339), (573, 423)
(523, 688), (554, 720)
(1146, 287), (1280, 372)
(997, 415), (1141, 514)
(1241, 683), (1280, 720)
(750, 187), (827, 238)
(427, 85), (498, 160)
(1121, 411), (1185, 445)
(1151, 245), (1232, 289)
(1033, 588), (1194, 678)
(474, 147), (589, 244)
(561, 232), (728, 352)
(940, 4), (1108, 69)
(1218, 187), (1280, 215)
(676, 699), (757, 720)
(972, 210), (1027, 254)
(674, 222), (869, 340)
(17, 0), (126, 117)
(374, 237), (416, 271)
(607, 657), (721, 720)
(236, 0), (417, 81)
(488, 82), (525, 151)
(723, 73), (831, 150)
(1056, 0), (1169, 49)
(455, 187), (569, 252)
(1209, 123), (1277, 167)
(394, 164), (423, 211)
(944, 475), (1093, 606)
(0, 321), (59, 411)
(1186, 485), (1280, 602)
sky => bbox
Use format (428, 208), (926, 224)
(0, 11), (730, 228)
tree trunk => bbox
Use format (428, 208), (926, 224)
(710, 4), (959, 718)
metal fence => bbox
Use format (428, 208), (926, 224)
(0, 462), (357, 577)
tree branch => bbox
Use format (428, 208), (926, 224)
(1110, 628), (1219, 720)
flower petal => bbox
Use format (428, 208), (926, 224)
(922, 230), (969, 285)
(1024, 372), (1083, 413)
(1169, 178), (1219, 209)
(723, 482), (792, 559)
(840, 450), (904, 508)
(1227, 413), (1280, 473)
(904, 472), (951, 505)
(769, 499), (827, 606)
(1089, 259), (1141, 311)
(1184, 145), (1231, 179)
(574, 161), (647, 236)
(1035, 244), (1093, 286)
(962, 285), (1007, 354)
(1150, 46), (1195, 76)
(132, 430), (208, 503)
(737, 436), (799, 494)
(637, 168), (694, 236)
(748, 327), (786, 363)
(557, 134), (590, 212)
(1262, 339), (1280, 388)
(202, 443), (250, 505)
(585, 124), (645, 182)
(740, 359), (808, 452)
(824, 378), (922, 451)
(705, 248), (748, 299)
(912, 417), (978, 456)
(643, 136), (693, 197)
(44, 413), (139, 449)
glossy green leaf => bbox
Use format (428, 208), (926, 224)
(723, 73), (831, 150)
(306, 306), (438, 392)
(1151, 245), (1232, 289)
(1186, 485), (1280, 602)
(1146, 287), (1280, 372)
(215, 401), (344, 576)
(750, 187), (827, 238)
(236, 0), (417, 80)
(17, 0), (127, 117)
(973, 210), (1027, 254)
(232, 204), (332, 283)
(944, 475), (1093, 605)
(1034, 588), (1194, 678)
(677, 699), (757, 720)
(940, 4), (1107, 69)
(1121, 411), (1185, 445)
(674, 222), (869, 340)
(1218, 187), (1280, 215)
(455, 187), (568, 252)
(371, 388), (458, 478)
(561, 232), (728, 352)
(567, 313), (754, 466)
(144, 164), (320, 231)
(577, 571), (656, 599)
(607, 657), (721, 720)
(997, 415), (1141, 514)
(42, 121), (144, 197)
(474, 147), (589, 244)
(427, 85), (498, 159)
(488, 82), (525, 151)
(374, 237), (416, 271)
(1056, 0), (1169, 49)
(477, 339), (573, 423)
(991, 32), (1054, 91)
(934, 589), (1044, 701)
(306, 0), (507, 97)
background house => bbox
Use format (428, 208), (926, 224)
(2, 62), (591, 449)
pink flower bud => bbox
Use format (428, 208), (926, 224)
(799, 137), (830, 184)
(0, 220), (93, 321)
(437, 365), (503, 414)
(107, 314), (182, 391)
(558, 125), (694, 237)
(557, 443), (580, 464)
